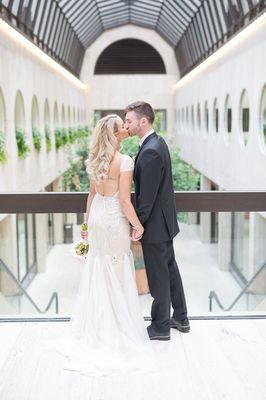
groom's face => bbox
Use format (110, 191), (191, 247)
(125, 111), (141, 137)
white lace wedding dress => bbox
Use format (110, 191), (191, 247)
(42, 154), (159, 377)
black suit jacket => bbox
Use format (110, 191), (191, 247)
(133, 132), (179, 243)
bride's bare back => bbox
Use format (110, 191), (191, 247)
(94, 151), (122, 197)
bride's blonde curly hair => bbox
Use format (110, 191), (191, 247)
(85, 114), (119, 181)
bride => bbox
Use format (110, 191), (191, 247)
(55, 114), (158, 377)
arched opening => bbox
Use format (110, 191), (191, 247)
(94, 39), (166, 74)
(197, 103), (201, 135)
(15, 91), (30, 159)
(260, 85), (266, 151)
(68, 105), (71, 127)
(204, 101), (209, 135)
(61, 104), (66, 127)
(186, 107), (189, 135)
(213, 98), (219, 134)
(15, 91), (25, 130)
(44, 99), (52, 152)
(224, 95), (232, 142)
(31, 95), (41, 152)
(0, 89), (7, 163)
(239, 89), (250, 147)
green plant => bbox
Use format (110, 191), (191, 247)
(263, 124), (266, 144)
(170, 147), (200, 223)
(63, 128), (91, 192)
(16, 128), (30, 159)
(45, 125), (52, 151)
(68, 127), (76, 144)
(120, 135), (139, 158)
(0, 131), (7, 164)
(32, 127), (42, 152)
(61, 127), (69, 145)
(55, 128), (62, 150)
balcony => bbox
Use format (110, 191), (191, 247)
(0, 191), (265, 399)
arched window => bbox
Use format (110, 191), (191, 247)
(94, 39), (166, 74)
(54, 102), (59, 129)
(191, 105), (194, 135)
(181, 108), (185, 135)
(239, 89), (249, 146)
(186, 106), (189, 134)
(15, 91), (30, 159)
(44, 99), (52, 152)
(31, 95), (41, 152)
(68, 105), (71, 127)
(224, 95), (232, 142)
(260, 85), (266, 151)
(204, 101), (209, 135)
(0, 88), (7, 163)
(213, 98), (219, 134)
(61, 104), (66, 127)
(197, 103), (201, 134)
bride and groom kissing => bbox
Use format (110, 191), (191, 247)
(78, 100), (189, 348)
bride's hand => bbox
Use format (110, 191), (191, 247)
(131, 224), (144, 241)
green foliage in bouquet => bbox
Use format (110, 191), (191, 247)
(32, 127), (42, 152)
(75, 241), (89, 256)
(55, 128), (63, 150)
(16, 128), (30, 159)
(0, 131), (7, 164)
(45, 125), (52, 151)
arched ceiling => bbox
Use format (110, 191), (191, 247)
(57, 0), (202, 49)
(0, 0), (265, 77)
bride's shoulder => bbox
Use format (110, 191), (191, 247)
(119, 153), (134, 172)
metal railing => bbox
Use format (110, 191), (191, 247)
(0, 258), (59, 314)
(209, 262), (266, 312)
(0, 191), (266, 320)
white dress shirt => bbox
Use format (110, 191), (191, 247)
(139, 129), (155, 147)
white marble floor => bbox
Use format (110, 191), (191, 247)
(0, 319), (265, 400)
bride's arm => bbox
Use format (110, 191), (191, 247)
(119, 171), (144, 239)
(81, 179), (96, 240)
(85, 178), (96, 222)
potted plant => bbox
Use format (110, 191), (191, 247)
(32, 127), (42, 152)
(55, 128), (62, 150)
(16, 128), (30, 159)
(0, 131), (7, 164)
(45, 125), (52, 151)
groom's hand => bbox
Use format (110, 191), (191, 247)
(130, 225), (144, 241)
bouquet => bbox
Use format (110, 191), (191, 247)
(70, 222), (89, 262)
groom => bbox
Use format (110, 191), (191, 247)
(125, 101), (190, 341)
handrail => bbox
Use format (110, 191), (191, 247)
(209, 263), (266, 312)
(0, 258), (59, 314)
(0, 191), (266, 213)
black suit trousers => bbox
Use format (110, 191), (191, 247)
(141, 240), (188, 333)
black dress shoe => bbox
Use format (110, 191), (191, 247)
(170, 317), (190, 333)
(147, 325), (170, 341)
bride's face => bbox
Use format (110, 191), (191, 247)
(115, 117), (129, 141)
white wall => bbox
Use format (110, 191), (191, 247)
(80, 25), (179, 134)
(0, 21), (88, 192)
(174, 16), (266, 190)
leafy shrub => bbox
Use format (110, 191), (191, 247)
(0, 131), (7, 164)
(16, 128), (30, 159)
(45, 125), (52, 151)
(32, 127), (42, 152)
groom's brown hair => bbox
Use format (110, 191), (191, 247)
(125, 101), (155, 124)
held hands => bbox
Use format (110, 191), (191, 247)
(131, 224), (144, 241)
